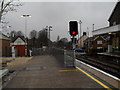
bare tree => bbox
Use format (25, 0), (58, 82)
(29, 30), (38, 39)
(16, 30), (24, 37)
(29, 30), (38, 48)
(0, 0), (22, 22)
(56, 35), (60, 42)
(37, 29), (48, 48)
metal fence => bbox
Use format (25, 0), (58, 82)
(32, 48), (49, 55)
(52, 48), (64, 65)
(32, 48), (75, 67)
(64, 50), (75, 67)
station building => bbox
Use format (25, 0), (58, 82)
(92, 2), (120, 54)
(0, 33), (10, 57)
(77, 32), (88, 49)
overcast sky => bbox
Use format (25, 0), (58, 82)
(3, 1), (117, 41)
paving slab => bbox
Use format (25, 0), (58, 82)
(5, 55), (104, 88)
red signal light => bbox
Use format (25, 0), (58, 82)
(69, 21), (78, 36)
(72, 31), (76, 35)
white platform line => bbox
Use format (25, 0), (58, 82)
(75, 59), (120, 81)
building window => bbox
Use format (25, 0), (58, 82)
(97, 41), (102, 44)
(97, 47), (103, 49)
(113, 21), (116, 26)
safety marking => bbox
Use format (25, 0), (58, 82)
(59, 69), (77, 72)
(76, 66), (112, 90)
(76, 59), (120, 81)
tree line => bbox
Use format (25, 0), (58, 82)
(10, 29), (72, 50)
(10, 28), (49, 48)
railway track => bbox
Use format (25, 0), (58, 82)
(76, 54), (120, 78)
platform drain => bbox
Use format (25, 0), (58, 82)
(26, 66), (46, 71)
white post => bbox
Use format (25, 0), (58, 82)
(79, 20), (82, 48)
(108, 45), (112, 53)
(29, 50), (32, 56)
(64, 50), (66, 67)
(73, 50), (75, 67)
(12, 46), (15, 60)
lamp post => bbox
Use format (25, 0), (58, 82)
(21, 14), (31, 38)
(21, 14), (31, 56)
(92, 24), (94, 49)
(46, 26), (52, 48)
(6, 25), (12, 57)
(6, 26), (11, 37)
(93, 24), (94, 32)
(7, 26), (12, 46)
(79, 20), (82, 48)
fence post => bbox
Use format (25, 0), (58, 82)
(73, 50), (75, 67)
(64, 50), (66, 67)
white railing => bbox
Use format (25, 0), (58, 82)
(0, 69), (9, 90)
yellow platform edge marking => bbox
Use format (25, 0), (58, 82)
(59, 69), (77, 72)
(76, 66), (112, 90)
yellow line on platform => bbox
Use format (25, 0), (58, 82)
(59, 70), (77, 72)
(76, 66), (112, 90)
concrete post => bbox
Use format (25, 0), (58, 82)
(73, 50), (75, 67)
(108, 45), (112, 53)
(12, 46), (15, 60)
(108, 34), (112, 53)
(64, 50), (66, 67)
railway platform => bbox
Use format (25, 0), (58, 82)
(3, 55), (117, 89)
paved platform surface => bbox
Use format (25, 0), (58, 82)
(5, 55), (107, 88)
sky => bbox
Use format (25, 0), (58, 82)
(2, 1), (117, 41)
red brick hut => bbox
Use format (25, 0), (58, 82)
(11, 36), (27, 57)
